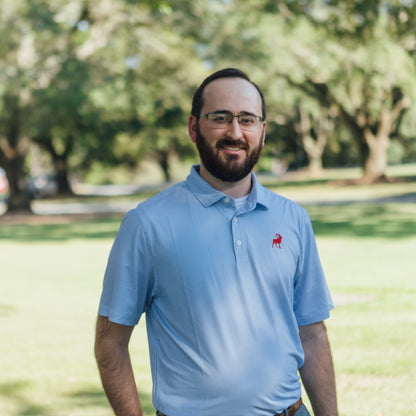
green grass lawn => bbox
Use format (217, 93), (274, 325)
(1, 169), (415, 416)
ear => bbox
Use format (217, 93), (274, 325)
(188, 115), (198, 143)
(260, 122), (266, 148)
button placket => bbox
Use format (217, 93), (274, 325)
(231, 214), (243, 254)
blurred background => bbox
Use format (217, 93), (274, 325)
(1, 0), (416, 213)
(1, 1), (415, 416)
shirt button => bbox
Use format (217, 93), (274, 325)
(224, 197), (230, 204)
(236, 240), (242, 246)
(233, 217), (238, 223)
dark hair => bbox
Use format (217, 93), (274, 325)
(191, 68), (266, 120)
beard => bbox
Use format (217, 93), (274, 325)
(195, 124), (263, 182)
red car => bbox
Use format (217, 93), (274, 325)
(0, 168), (8, 195)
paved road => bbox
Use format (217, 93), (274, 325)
(1, 182), (415, 217)
(28, 192), (416, 216)
(32, 199), (139, 215)
(0, 183), (169, 216)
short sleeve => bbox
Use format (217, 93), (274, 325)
(293, 212), (334, 326)
(98, 208), (154, 326)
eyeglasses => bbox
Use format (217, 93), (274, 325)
(200, 112), (264, 131)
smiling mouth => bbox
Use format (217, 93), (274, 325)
(217, 139), (247, 152)
(223, 146), (242, 151)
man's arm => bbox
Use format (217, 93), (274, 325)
(299, 321), (338, 416)
(95, 315), (143, 416)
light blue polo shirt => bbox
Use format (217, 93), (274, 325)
(98, 165), (333, 416)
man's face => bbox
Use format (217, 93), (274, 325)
(194, 123), (264, 182)
(189, 77), (266, 183)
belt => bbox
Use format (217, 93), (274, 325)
(157, 397), (302, 416)
(275, 397), (303, 416)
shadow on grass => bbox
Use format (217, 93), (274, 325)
(308, 203), (416, 239)
(0, 303), (17, 317)
(0, 200), (415, 242)
(70, 388), (155, 414)
(0, 381), (50, 416)
(0, 381), (155, 416)
(260, 172), (416, 189)
(0, 217), (123, 242)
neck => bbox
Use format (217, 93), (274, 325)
(198, 164), (253, 199)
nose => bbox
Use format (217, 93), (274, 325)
(225, 117), (243, 140)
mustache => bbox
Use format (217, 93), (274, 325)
(216, 138), (247, 150)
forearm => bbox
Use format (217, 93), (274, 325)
(95, 317), (143, 416)
(299, 322), (338, 416)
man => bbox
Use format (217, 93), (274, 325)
(95, 68), (338, 416)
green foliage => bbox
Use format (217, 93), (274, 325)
(1, 0), (416, 211)
(261, 4), (416, 177)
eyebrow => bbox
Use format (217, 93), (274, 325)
(210, 110), (259, 116)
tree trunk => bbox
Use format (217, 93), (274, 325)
(296, 106), (332, 175)
(302, 132), (326, 174)
(157, 150), (171, 182)
(362, 129), (390, 181)
(293, 75), (411, 183)
(36, 133), (74, 195)
(4, 153), (32, 213)
(0, 94), (33, 213)
(306, 150), (323, 173)
(54, 155), (73, 195)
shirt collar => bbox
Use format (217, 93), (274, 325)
(186, 165), (270, 209)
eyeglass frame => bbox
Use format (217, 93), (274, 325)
(198, 111), (265, 130)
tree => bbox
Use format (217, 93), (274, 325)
(1, 0), (199, 209)
(30, 57), (96, 195)
(90, 0), (211, 181)
(0, 1), (91, 210)
(294, 102), (337, 174)
(202, 1), (416, 180)
(274, 0), (416, 180)
(0, 93), (31, 212)
(0, 1), (45, 212)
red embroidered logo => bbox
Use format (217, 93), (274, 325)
(272, 233), (282, 248)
